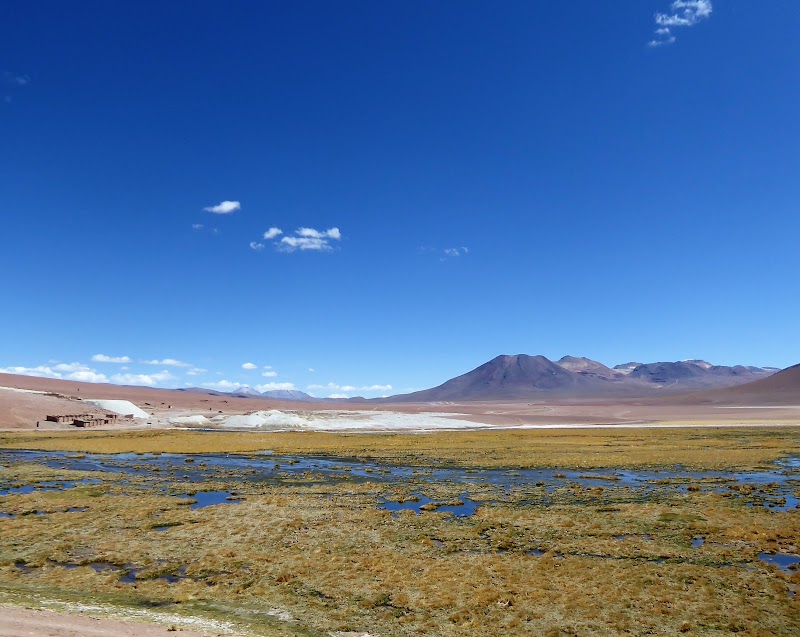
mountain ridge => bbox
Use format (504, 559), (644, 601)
(380, 354), (779, 402)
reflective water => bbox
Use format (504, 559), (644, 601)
(1, 449), (797, 514)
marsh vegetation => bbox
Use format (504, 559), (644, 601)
(0, 427), (798, 636)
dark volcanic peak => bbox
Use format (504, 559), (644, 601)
(556, 356), (622, 380)
(259, 389), (318, 402)
(613, 362), (643, 375)
(232, 386), (262, 397)
(684, 359), (714, 369)
(388, 354), (622, 402)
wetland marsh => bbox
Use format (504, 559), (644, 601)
(0, 427), (798, 636)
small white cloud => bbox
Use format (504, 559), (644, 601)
(256, 226), (341, 253)
(242, 362), (257, 370)
(308, 368), (315, 373)
(249, 241), (264, 251)
(254, 382), (296, 392)
(111, 371), (174, 387)
(91, 354), (132, 364)
(203, 200), (241, 214)
(650, 0), (712, 46)
(443, 247), (469, 258)
(262, 370), (278, 378)
(186, 367), (207, 376)
(141, 358), (191, 367)
(295, 227), (341, 239)
(275, 227), (342, 252)
(192, 223), (204, 230)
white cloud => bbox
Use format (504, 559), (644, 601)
(296, 227), (341, 239)
(255, 226), (341, 253)
(0, 365), (62, 379)
(443, 247), (469, 258)
(52, 362), (91, 373)
(200, 379), (242, 391)
(254, 382), (296, 392)
(649, 0), (712, 46)
(249, 241), (264, 251)
(141, 358), (191, 367)
(91, 354), (132, 364)
(111, 371), (174, 387)
(307, 382), (392, 397)
(262, 370), (278, 378)
(1, 362), (108, 383)
(203, 200), (241, 214)
(308, 368), (315, 373)
(192, 223), (204, 230)
(242, 362), (257, 370)
(186, 367), (207, 376)
(68, 370), (109, 383)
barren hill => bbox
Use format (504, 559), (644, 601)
(384, 354), (628, 402)
(663, 363), (800, 406)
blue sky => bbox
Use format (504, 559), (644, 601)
(2, 1), (798, 397)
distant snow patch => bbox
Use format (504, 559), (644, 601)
(0, 386), (48, 394)
(85, 399), (150, 419)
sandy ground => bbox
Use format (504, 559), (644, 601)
(0, 605), (224, 637)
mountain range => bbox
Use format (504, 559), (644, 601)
(188, 355), (784, 403)
(377, 355), (780, 402)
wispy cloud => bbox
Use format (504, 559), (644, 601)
(91, 354), (132, 364)
(186, 367), (207, 376)
(70, 370), (110, 383)
(279, 227), (341, 252)
(307, 382), (392, 397)
(443, 247), (469, 258)
(0, 362), (109, 383)
(254, 382), (296, 392)
(200, 379), (242, 391)
(141, 358), (191, 367)
(0, 365), (62, 379)
(192, 223), (204, 230)
(649, 0), (713, 47)
(253, 226), (341, 252)
(111, 371), (174, 387)
(262, 370), (278, 378)
(3, 72), (30, 86)
(203, 200), (241, 214)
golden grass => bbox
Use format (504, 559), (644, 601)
(1, 427), (798, 635)
(2, 474), (798, 636)
(1, 426), (799, 469)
